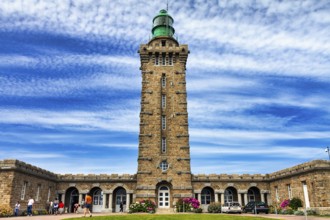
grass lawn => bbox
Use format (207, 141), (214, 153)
(66, 214), (278, 220)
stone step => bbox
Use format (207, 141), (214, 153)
(156, 208), (175, 214)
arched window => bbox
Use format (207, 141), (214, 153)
(248, 189), (255, 202)
(201, 188), (212, 205)
(224, 189), (234, 203)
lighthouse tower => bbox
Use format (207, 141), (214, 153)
(136, 9), (192, 209)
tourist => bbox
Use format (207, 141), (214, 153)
(14, 201), (20, 216)
(58, 201), (64, 214)
(120, 201), (123, 212)
(53, 198), (59, 215)
(83, 193), (92, 217)
(73, 202), (80, 213)
(27, 197), (34, 216)
(48, 200), (53, 214)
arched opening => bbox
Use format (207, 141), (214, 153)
(113, 187), (126, 212)
(65, 187), (79, 213)
(89, 187), (103, 213)
(201, 187), (214, 205)
(224, 187), (238, 203)
(248, 187), (261, 202)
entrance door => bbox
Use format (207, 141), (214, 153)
(92, 190), (103, 212)
(115, 189), (126, 212)
(158, 186), (170, 208)
(69, 189), (79, 213)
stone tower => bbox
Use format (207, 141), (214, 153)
(136, 9), (193, 208)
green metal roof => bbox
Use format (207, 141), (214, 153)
(152, 9), (175, 38)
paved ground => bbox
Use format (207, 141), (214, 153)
(7, 213), (329, 220)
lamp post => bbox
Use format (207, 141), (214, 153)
(326, 146), (330, 160)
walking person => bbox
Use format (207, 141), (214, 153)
(83, 193), (92, 217)
(120, 201), (123, 212)
(53, 198), (59, 215)
(27, 197), (34, 216)
(14, 201), (20, 216)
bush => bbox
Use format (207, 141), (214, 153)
(194, 208), (203, 213)
(289, 198), (303, 210)
(0, 204), (13, 217)
(176, 198), (200, 213)
(306, 209), (317, 215)
(129, 199), (156, 213)
(294, 210), (305, 215)
(208, 202), (221, 213)
(280, 207), (294, 215)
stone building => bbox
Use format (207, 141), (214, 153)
(0, 9), (329, 215)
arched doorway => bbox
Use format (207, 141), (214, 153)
(158, 185), (170, 208)
(200, 187), (214, 212)
(65, 187), (79, 213)
(224, 187), (238, 203)
(114, 187), (126, 212)
(248, 187), (261, 202)
(90, 187), (103, 213)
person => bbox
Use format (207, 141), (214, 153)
(58, 201), (64, 215)
(27, 197), (34, 216)
(73, 202), (80, 213)
(120, 201), (123, 212)
(83, 193), (92, 217)
(14, 201), (20, 216)
(48, 200), (54, 214)
(53, 198), (59, 215)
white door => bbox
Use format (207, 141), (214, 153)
(158, 186), (170, 208)
(92, 190), (103, 212)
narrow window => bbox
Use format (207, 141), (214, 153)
(162, 53), (166, 65)
(162, 137), (166, 153)
(275, 186), (279, 202)
(21, 181), (27, 200)
(169, 53), (173, 65)
(36, 184), (41, 201)
(162, 115), (166, 130)
(162, 74), (166, 88)
(47, 187), (51, 202)
(155, 53), (159, 65)
(162, 94), (166, 108)
(161, 40), (166, 47)
(287, 184), (292, 199)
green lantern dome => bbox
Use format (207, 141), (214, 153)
(152, 9), (175, 38)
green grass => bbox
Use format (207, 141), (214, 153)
(65, 214), (278, 220)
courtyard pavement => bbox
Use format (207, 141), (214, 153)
(7, 213), (329, 220)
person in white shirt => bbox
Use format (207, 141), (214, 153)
(27, 197), (34, 216)
(14, 201), (20, 216)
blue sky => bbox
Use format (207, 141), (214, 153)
(0, 0), (329, 175)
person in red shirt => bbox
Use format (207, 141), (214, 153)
(58, 201), (65, 215)
(84, 193), (92, 217)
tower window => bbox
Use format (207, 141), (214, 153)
(162, 74), (166, 87)
(155, 53), (159, 65)
(162, 40), (166, 47)
(169, 53), (173, 65)
(287, 184), (292, 199)
(162, 53), (166, 65)
(160, 160), (168, 171)
(161, 137), (166, 153)
(162, 94), (166, 108)
(162, 115), (166, 130)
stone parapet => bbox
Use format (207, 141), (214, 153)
(269, 160), (330, 180)
(192, 173), (268, 182)
(0, 159), (58, 181)
(58, 173), (137, 182)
